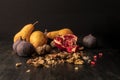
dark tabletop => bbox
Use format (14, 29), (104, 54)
(0, 41), (120, 80)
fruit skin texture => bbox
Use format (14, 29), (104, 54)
(13, 37), (22, 53)
(16, 40), (35, 57)
(47, 28), (73, 39)
(13, 23), (35, 42)
(30, 31), (47, 48)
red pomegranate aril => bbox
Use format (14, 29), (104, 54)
(53, 34), (78, 53)
(94, 59), (97, 61)
(93, 55), (97, 59)
(90, 61), (96, 65)
(98, 52), (103, 57)
(92, 55), (97, 61)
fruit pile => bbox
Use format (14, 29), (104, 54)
(13, 21), (102, 68)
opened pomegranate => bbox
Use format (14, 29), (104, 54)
(53, 34), (79, 53)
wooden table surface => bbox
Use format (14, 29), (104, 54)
(0, 41), (120, 80)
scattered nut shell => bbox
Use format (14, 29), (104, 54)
(26, 50), (95, 68)
(74, 59), (84, 64)
(26, 69), (31, 73)
(74, 66), (79, 70)
(16, 62), (22, 67)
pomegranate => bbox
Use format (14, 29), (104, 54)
(53, 34), (79, 53)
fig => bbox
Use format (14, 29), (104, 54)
(82, 34), (96, 48)
(13, 37), (22, 53)
(16, 40), (35, 57)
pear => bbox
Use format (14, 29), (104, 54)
(46, 30), (59, 39)
(47, 28), (73, 39)
(58, 28), (73, 35)
(13, 21), (38, 42)
(30, 31), (47, 48)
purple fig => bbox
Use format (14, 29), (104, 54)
(12, 37), (22, 53)
(16, 40), (35, 57)
(82, 34), (96, 48)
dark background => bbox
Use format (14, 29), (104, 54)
(0, 0), (120, 48)
(0, 1), (120, 80)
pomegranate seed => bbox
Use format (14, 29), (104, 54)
(93, 55), (97, 61)
(93, 55), (97, 59)
(98, 52), (103, 57)
(90, 61), (96, 65)
(94, 58), (97, 61)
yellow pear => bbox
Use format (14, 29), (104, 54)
(46, 28), (73, 39)
(46, 30), (59, 39)
(30, 31), (47, 48)
(58, 28), (73, 35)
(13, 21), (38, 42)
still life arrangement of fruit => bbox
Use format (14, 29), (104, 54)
(13, 21), (103, 68)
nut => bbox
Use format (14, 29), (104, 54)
(26, 69), (31, 73)
(74, 59), (84, 64)
(26, 50), (86, 68)
(16, 62), (22, 67)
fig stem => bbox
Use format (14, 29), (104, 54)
(33, 21), (39, 26)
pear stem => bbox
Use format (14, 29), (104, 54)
(33, 21), (39, 26)
(44, 29), (48, 35)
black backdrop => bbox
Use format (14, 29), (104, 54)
(0, 0), (120, 48)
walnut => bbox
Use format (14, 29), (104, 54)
(58, 59), (64, 64)
(74, 59), (84, 64)
(32, 62), (41, 67)
(57, 52), (68, 59)
(26, 59), (33, 64)
(38, 59), (45, 65)
(66, 57), (74, 63)
(72, 53), (80, 59)
(26, 49), (85, 68)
